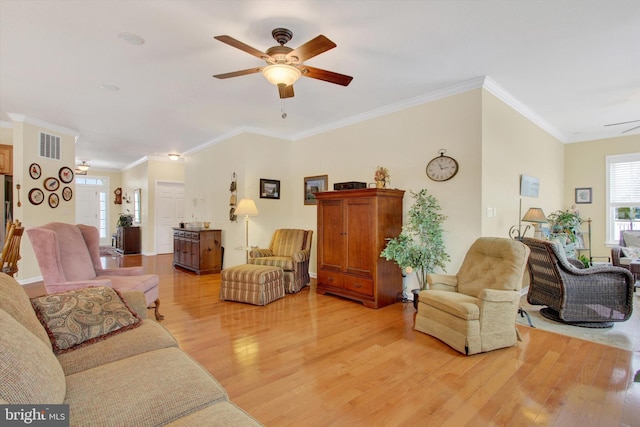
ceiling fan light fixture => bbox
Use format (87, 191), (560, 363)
(262, 64), (301, 87)
(77, 161), (90, 171)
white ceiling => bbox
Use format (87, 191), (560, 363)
(1, 0), (639, 170)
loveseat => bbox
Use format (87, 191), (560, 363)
(0, 273), (261, 426)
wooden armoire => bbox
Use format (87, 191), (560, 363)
(315, 188), (404, 308)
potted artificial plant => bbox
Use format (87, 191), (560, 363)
(117, 213), (134, 228)
(547, 209), (582, 243)
(380, 188), (450, 308)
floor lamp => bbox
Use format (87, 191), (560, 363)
(235, 198), (259, 262)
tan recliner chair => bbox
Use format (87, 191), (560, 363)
(249, 229), (313, 293)
(414, 237), (530, 355)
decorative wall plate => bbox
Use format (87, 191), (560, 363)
(62, 186), (73, 201)
(29, 188), (44, 205)
(44, 177), (60, 191)
(59, 166), (74, 183)
(49, 193), (59, 208)
(29, 163), (42, 180)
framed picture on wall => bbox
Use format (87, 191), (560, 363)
(304, 175), (328, 205)
(260, 179), (280, 199)
(575, 187), (592, 204)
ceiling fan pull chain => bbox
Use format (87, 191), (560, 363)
(281, 99), (287, 119)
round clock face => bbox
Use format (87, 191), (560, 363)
(426, 155), (459, 182)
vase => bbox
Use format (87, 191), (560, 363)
(376, 180), (385, 188)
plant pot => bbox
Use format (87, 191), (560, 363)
(411, 289), (421, 310)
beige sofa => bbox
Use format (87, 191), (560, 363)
(0, 273), (261, 426)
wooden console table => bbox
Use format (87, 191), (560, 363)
(173, 228), (222, 274)
(115, 226), (140, 255)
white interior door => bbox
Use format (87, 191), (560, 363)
(75, 177), (110, 245)
(156, 182), (185, 254)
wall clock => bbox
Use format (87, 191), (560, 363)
(426, 149), (459, 182)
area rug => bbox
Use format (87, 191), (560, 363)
(516, 294), (640, 352)
(99, 246), (121, 257)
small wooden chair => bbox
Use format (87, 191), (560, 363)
(1, 220), (24, 277)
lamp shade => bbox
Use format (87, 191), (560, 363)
(261, 64), (301, 86)
(235, 198), (259, 216)
(522, 208), (547, 223)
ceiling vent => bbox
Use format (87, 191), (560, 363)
(39, 132), (60, 160)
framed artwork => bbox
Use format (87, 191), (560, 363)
(575, 187), (592, 204)
(29, 163), (42, 180)
(48, 193), (59, 208)
(43, 177), (60, 191)
(260, 179), (280, 199)
(304, 175), (328, 205)
(28, 188), (44, 205)
(59, 166), (74, 183)
(62, 186), (73, 201)
(519, 174), (540, 197)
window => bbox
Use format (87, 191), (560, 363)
(606, 153), (640, 243)
(133, 189), (141, 224)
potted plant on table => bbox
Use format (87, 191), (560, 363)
(380, 188), (450, 308)
(117, 213), (134, 228)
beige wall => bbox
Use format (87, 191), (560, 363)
(11, 120), (77, 281)
(564, 134), (640, 258)
(481, 90), (565, 239)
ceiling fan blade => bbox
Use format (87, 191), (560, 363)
(214, 35), (268, 60)
(604, 119), (640, 127)
(213, 67), (262, 79)
(622, 125), (640, 134)
(300, 66), (353, 86)
(287, 35), (336, 63)
(278, 84), (295, 99)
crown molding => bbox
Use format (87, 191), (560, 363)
(481, 76), (567, 142)
(0, 121), (13, 129)
(183, 126), (292, 157)
(291, 77), (487, 141)
(7, 113), (79, 137)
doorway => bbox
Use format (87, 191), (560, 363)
(155, 181), (185, 254)
(75, 176), (110, 246)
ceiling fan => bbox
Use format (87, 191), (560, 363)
(604, 119), (640, 134)
(212, 28), (353, 99)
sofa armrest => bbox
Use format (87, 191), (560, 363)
(119, 290), (148, 319)
(427, 274), (458, 291)
(96, 266), (144, 276)
(292, 250), (311, 263)
(249, 248), (273, 258)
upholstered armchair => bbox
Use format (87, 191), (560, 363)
(249, 229), (313, 293)
(522, 237), (634, 327)
(611, 230), (640, 267)
(27, 222), (163, 320)
(414, 237), (530, 355)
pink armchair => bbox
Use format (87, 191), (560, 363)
(27, 222), (163, 320)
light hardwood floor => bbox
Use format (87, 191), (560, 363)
(25, 254), (640, 426)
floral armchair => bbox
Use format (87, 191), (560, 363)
(27, 222), (163, 320)
(249, 229), (313, 293)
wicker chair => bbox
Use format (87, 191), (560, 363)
(521, 237), (634, 327)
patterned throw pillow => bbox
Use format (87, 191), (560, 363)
(621, 246), (640, 260)
(31, 286), (141, 354)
